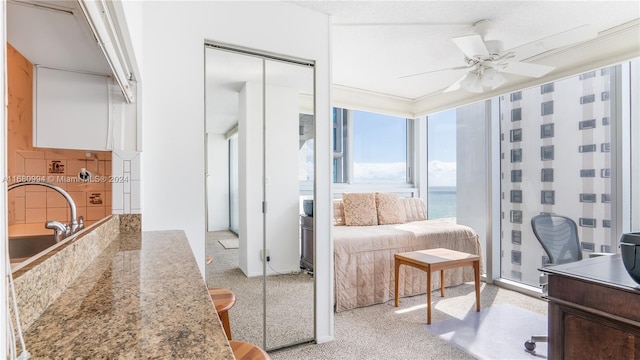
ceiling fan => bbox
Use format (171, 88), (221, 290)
(401, 19), (598, 93)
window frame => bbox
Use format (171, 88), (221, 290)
(541, 145), (554, 161)
(510, 128), (523, 142)
(541, 123), (554, 138)
(541, 101), (554, 116)
(332, 107), (415, 188)
(541, 190), (555, 205)
(541, 168), (554, 182)
(488, 59), (636, 291)
(541, 83), (555, 94)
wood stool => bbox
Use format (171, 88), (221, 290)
(229, 340), (270, 360)
(208, 288), (237, 339)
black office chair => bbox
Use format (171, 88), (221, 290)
(524, 213), (582, 352)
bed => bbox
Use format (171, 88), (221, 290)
(333, 194), (482, 312)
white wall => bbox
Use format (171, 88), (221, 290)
(1, 1), (8, 355)
(116, 1), (143, 80)
(631, 60), (640, 230)
(239, 82), (300, 277)
(238, 82), (264, 277)
(456, 100), (490, 273)
(136, 1), (333, 343)
(265, 84), (302, 275)
(206, 132), (229, 231)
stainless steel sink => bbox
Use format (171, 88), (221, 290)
(9, 235), (58, 261)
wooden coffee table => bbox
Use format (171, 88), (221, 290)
(394, 248), (480, 324)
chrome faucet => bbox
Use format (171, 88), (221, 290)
(45, 220), (69, 242)
(7, 181), (83, 241)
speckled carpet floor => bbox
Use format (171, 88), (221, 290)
(218, 239), (239, 249)
(269, 283), (548, 360)
(425, 303), (548, 359)
(205, 231), (314, 350)
(206, 231), (548, 360)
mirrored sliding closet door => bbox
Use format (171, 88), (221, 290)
(204, 43), (315, 351)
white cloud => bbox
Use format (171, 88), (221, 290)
(353, 162), (406, 183)
(325, 161), (457, 186)
(428, 160), (456, 187)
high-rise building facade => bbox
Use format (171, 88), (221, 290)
(500, 66), (614, 286)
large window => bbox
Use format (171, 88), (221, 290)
(299, 114), (314, 183)
(500, 64), (621, 286)
(330, 59), (638, 295)
(427, 109), (456, 219)
(333, 108), (411, 185)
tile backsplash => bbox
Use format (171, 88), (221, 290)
(8, 150), (112, 227)
(7, 43), (140, 231)
(7, 44), (112, 229)
(111, 150), (141, 215)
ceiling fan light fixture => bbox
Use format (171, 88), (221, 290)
(460, 71), (484, 93)
(483, 68), (507, 89)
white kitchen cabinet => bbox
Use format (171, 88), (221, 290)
(109, 81), (140, 152)
(33, 66), (112, 151)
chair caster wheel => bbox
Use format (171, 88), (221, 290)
(524, 340), (536, 351)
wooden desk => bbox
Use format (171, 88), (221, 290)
(394, 248), (480, 324)
(542, 254), (640, 359)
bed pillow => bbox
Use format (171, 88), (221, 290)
(333, 199), (346, 226)
(375, 193), (406, 225)
(401, 197), (427, 221)
(342, 192), (378, 226)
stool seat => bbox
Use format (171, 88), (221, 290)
(229, 340), (270, 360)
(209, 288), (236, 313)
(209, 288), (237, 339)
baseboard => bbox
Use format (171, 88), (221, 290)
(315, 335), (334, 344)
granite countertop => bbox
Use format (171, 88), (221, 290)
(21, 230), (235, 359)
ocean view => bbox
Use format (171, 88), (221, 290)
(428, 186), (456, 219)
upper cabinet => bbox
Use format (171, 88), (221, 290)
(7, 0), (140, 152)
(33, 66), (111, 151)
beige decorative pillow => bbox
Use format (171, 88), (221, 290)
(401, 197), (427, 221)
(342, 193), (378, 226)
(375, 193), (406, 225)
(333, 199), (346, 226)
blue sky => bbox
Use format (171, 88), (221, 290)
(352, 111), (406, 163)
(350, 109), (457, 186)
(427, 109), (456, 163)
(427, 109), (457, 187)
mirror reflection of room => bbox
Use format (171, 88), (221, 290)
(204, 45), (315, 351)
(264, 58), (315, 350)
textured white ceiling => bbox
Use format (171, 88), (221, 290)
(290, 1), (640, 100)
(9, 0), (638, 119)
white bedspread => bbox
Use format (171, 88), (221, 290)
(333, 219), (482, 312)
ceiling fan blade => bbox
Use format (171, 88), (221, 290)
(398, 65), (469, 79)
(501, 61), (555, 78)
(513, 25), (598, 60)
(443, 73), (467, 93)
(452, 34), (489, 59)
